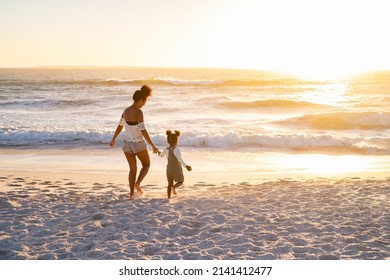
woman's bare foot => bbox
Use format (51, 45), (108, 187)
(172, 187), (177, 195)
(135, 183), (143, 195)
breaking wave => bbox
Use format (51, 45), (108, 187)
(1, 128), (388, 155)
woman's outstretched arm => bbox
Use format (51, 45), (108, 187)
(109, 125), (123, 147)
(137, 110), (159, 153)
(141, 129), (159, 153)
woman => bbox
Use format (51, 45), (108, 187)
(109, 85), (159, 199)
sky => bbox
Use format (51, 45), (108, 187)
(1, 0), (390, 78)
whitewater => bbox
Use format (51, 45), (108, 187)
(1, 67), (389, 156)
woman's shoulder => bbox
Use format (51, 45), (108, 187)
(123, 106), (142, 118)
(122, 106), (131, 115)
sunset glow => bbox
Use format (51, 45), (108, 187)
(1, 0), (389, 78)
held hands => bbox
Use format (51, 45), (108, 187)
(186, 165), (192, 171)
(152, 146), (159, 154)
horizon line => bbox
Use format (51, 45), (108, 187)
(1, 66), (389, 79)
(0, 65), (287, 71)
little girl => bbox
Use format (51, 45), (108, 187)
(158, 130), (192, 198)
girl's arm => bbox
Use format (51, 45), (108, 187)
(173, 148), (188, 168)
(158, 148), (168, 158)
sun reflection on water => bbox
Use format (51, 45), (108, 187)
(299, 81), (351, 107)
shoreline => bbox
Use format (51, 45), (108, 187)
(1, 147), (389, 188)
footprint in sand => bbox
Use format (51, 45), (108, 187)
(100, 222), (109, 228)
(26, 181), (37, 185)
(92, 187), (105, 190)
(143, 245), (159, 256)
(92, 213), (104, 220)
(39, 181), (52, 185)
(14, 177), (25, 181)
(8, 183), (23, 187)
(319, 254), (339, 260)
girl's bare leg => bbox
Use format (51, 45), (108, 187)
(172, 182), (183, 195)
(167, 178), (174, 199)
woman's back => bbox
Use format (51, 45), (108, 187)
(123, 105), (141, 123)
(120, 105), (145, 142)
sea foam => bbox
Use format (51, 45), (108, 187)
(1, 128), (388, 155)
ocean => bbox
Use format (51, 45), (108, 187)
(1, 67), (390, 180)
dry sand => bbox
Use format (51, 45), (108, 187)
(1, 170), (389, 260)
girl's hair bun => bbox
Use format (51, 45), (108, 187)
(166, 130), (181, 137)
(166, 129), (180, 145)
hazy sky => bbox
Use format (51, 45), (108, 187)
(1, 0), (389, 77)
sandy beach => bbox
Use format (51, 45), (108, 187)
(1, 67), (390, 261)
(1, 156), (389, 260)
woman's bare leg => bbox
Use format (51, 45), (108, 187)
(124, 152), (137, 199)
(135, 149), (150, 193)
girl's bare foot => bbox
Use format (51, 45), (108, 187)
(172, 187), (177, 195)
(129, 194), (134, 200)
(135, 183), (143, 195)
